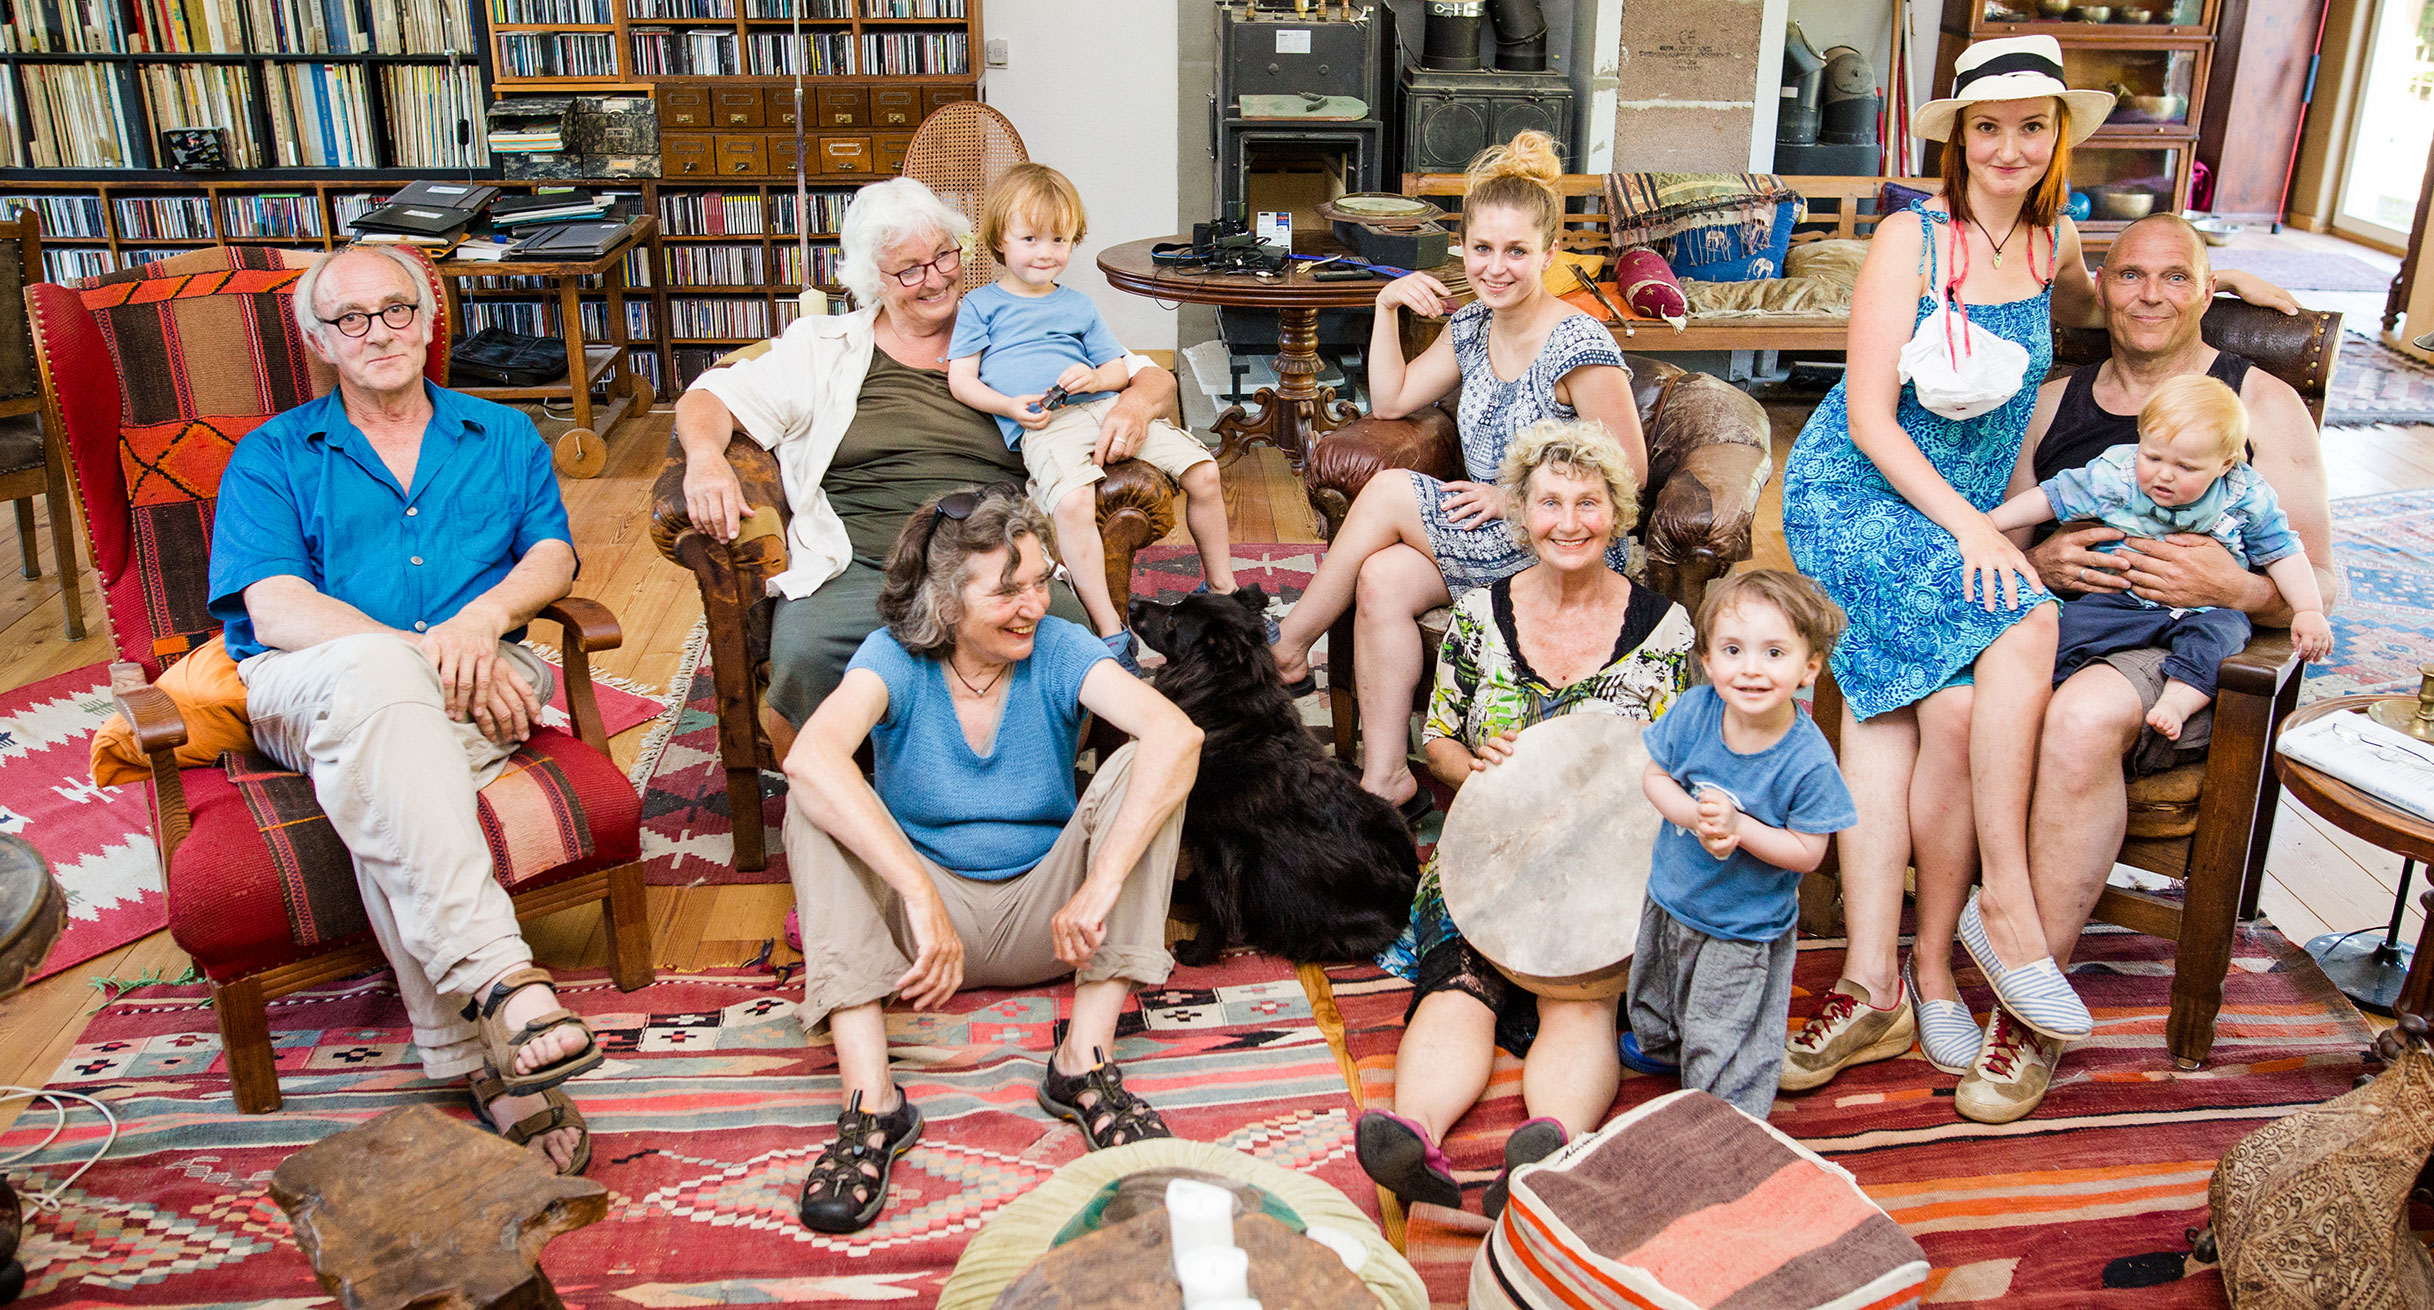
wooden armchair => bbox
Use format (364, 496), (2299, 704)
(27, 247), (654, 1113)
(1797, 298), (2344, 1070)
(0, 207), (84, 639)
(1300, 354), (1774, 759)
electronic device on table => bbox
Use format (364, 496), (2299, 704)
(1151, 204), (1291, 275)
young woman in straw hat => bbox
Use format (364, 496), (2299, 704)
(1774, 35), (2297, 1114)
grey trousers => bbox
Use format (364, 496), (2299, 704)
(765, 557), (1091, 727)
(240, 633), (557, 1079)
(786, 742), (1181, 1030)
(1624, 897), (1797, 1120)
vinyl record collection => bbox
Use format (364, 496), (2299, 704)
(264, 61), (373, 167)
(381, 63), (488, 168)
(136, 63), (261, 168)
(12, 65), (142, 166)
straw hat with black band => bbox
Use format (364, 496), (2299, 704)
(1913, 35), (2114, 146)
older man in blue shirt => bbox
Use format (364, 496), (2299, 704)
(208, 244), (599, 1174)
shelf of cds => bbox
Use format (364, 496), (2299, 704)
(487, 0), (973, 85)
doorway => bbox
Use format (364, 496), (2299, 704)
(2336, 0), (2434, 246)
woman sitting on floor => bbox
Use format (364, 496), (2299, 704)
(1356, 419), (1692, 1218)
(784, 484), (1202, 1235)
(1268, 129), (1649, 817)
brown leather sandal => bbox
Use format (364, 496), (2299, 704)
(470, 1070), (592, 1177)
(459, 966), (603, 1095)
(1037, 1048), (1171, 1150)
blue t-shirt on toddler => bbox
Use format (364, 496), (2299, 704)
(844, 616), (1112, 881)
(1643, 684), (1857, 941)
(947, 283), (1127, 445)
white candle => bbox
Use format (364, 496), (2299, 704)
(1304, 1224), (1369, 1274)
(1174, 1245), (1251, 1306)
(1165, 1178), (1236, 1256)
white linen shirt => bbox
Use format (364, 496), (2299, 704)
(687, 305), (1151, 599)
(687, 307), (878, 600)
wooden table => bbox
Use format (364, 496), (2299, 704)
(2276, 695), (2434, 1014)
(434, 216), (664, 480)
(1097, 235), (1466, 471)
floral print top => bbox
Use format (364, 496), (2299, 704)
(1378, 575), (1695, 976)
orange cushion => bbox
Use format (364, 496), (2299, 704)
(90, 635), (251, 787)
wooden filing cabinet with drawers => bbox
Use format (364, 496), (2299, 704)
(653, 83), (971, 180)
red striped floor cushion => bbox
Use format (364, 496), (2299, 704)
(1472, 1091), (1927, 1310)
(166, 726), (640, 982)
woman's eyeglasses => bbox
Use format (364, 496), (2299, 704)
(920, 481), (1022, 561)
(887, 247), (962, 287)
(322, 301), (420, 338)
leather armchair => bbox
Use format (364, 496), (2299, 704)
(648, 343), (1180, 871)
(1798, 298), (2343, 1070)
(1301, 354), (1773, 760)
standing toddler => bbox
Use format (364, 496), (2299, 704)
(947, 162), (1238, 673)
(1624, 570), (1857, 1118)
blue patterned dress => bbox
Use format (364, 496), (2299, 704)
(1413, 302), (1635, 596)
(1783, 208), (2055, 720)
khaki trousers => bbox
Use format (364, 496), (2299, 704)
(240, 632), (557, 1079)
(788, 742), (1182, 1029)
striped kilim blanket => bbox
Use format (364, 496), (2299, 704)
(1476, 1091), (1928, 1309)
(1317, 922), (2376, 1308)
(3, 952), (1374, 1305)
(1603, 172), (1805, 260)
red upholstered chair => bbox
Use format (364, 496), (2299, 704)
(25, 247), (655, 1114)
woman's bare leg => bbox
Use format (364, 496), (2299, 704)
(1910, 686), (1978, 1004)
(1352, 544), (1451, 804)
(2031, 664), (2145, 965)
(1830, 702), (1919, 1007)
(1272, 470), (1434, 684)
(1968, 604), (2061, 968)
(1393, 990), (1498, 1143)
(1522, 999), (1621, 1136)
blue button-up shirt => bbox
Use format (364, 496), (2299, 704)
(209, 381), (574, 660)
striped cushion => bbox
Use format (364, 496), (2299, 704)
(166, 727), (640, 981)
(1470, 1091), (1926, 1310)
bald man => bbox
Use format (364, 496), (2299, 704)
(1965, 213), (2334, 1120)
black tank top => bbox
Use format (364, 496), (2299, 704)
(2034, 351), (2254, 483)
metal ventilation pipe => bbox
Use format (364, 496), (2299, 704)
(1422, 0), (1485, 71)
(1487, 0), (1547, 71)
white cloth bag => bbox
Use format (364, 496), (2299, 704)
(1898, 301), (2029, 421)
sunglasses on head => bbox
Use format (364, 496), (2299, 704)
(920, 481), (1024, 562)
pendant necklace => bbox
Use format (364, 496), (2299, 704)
(1970, 213), (2023, 269)
(948, 655), (1006, 699)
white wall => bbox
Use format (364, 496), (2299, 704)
(981, 0), (1180, 353)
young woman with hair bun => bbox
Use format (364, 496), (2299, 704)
(1270, 129), (1648, 816)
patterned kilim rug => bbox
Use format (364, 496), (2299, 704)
(633, 543), (1329, 887)
(1313, 924), (2374, 1308)
(0, 660), (666, 982)
(2204, 248), (2392, 293)
(4, 951), (1373, 1305)
(2315, 487), (2434, 698)
(2326, 334), (2434, 427)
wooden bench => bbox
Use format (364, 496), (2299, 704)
(1401, 172), (1938, 353)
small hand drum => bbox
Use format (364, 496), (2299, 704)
(1437, 714), (1660, 1001)
(0, 835), (63, 999)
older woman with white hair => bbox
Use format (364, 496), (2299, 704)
(785, 483), (1201, 1235)
(1357, 418), (1692, 1221)
(674, 176), (1182, 742)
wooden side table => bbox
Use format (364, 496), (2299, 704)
(2275, 695), (2434, 1014)
(1097, 235), (1467, 471)
(434, 216), (666, 480)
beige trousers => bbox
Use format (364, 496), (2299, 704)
(240, 632), (557, 1079)
(787, 742), (1182, 1029)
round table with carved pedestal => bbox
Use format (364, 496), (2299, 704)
(1097, 235), (1466, 472)
(2276, 694), (2434, 1015)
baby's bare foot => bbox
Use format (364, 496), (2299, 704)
(2146, 706), (2185, 741)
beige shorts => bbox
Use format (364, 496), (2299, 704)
(1020, 395), (1214, 516)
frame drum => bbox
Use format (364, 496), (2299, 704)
(0, 835), (64, 999)
(1437, 713), (1659, 1001)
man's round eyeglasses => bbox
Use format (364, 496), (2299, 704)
(323, 302), (420, 338)
(887, 248), (962, 287)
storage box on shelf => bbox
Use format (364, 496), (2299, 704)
(1936, 0), (2217, 244)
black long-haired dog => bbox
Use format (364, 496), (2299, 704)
(1129, 586), (1419, 966)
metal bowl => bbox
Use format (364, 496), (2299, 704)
(2189, 217), (2243, 246)
(2089, 188), (2156, 221)
(2074, 5), (2112, 18)
(2037, 0), (2072, 14)
(2117, 6), (2155, 20)
(2114, 93), (2187, 122)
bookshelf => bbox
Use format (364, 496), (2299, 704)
(0, 0), (983, 395)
